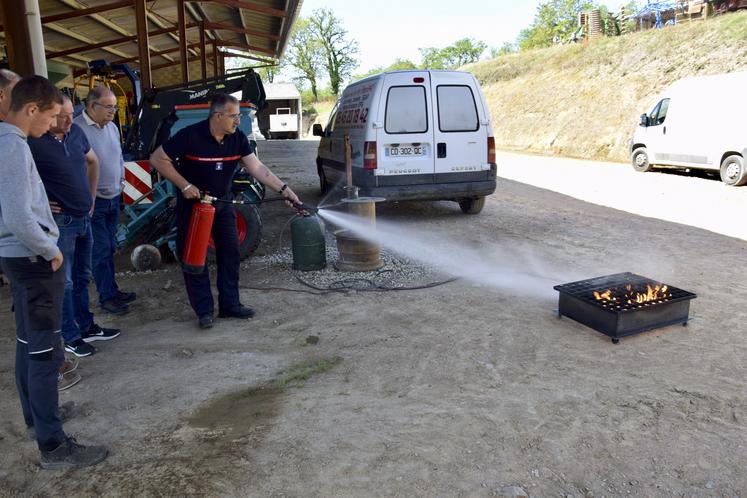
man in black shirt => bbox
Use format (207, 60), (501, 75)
(29, 95), (121, 358)
(150, 94), (300, 329)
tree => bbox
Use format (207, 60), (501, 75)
(354, 58), (418, 81)
(255, 65), (279, 84)
(284, 18), (325, 101)
(308, 8), (359, 96)
(419, 38), (487, 70)
(517, 0), (595, 51)
(490, 42), (517, 59)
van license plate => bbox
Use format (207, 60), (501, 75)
(386, 145), (425, 157)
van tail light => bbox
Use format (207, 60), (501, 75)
(364, 141), (377, 170)
(487, 136), (496, 164)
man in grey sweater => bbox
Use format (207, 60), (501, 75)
(0, 75), (107, 469)
(74, 87), (136, 315)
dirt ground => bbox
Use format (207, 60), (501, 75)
(1, 140), (745, 497)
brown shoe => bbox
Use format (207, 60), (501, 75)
(58, 372), (82, 392)
(59, 357), (79, 376)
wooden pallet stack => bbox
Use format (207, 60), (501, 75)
(579, 9), (604, 39)
(589, 9), (604, 38)
(675, 0), (711, 21)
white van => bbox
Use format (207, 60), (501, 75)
(313, 70), (497, 213)
(630, 71), (747, 186)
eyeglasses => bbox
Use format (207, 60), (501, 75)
(220, 112), (242, 122)
(94, 103), (118, 111)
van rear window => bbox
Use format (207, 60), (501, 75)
(436, 85), (479, 132)
(385, 86), (428, 134)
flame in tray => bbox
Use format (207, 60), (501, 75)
(593, 283), (672, 306)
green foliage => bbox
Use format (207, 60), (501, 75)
(517, 0), (596, 51)
(419, 38), (487, 69)
(284, 18), (325, 101)
(254, 65), (279, 84)
(300, 87), (336, 106)
(621, 1), (639, 34)
(308, 8), (360, 96)
(490, 42), (517, 59)
(353, 58), (418, 80)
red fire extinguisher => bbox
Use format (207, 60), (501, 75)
(181, 197), (215, 274)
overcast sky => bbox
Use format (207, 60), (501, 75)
(297, 0), (627, 73)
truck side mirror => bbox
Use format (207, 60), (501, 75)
(312, 124), (324, 137)
(639, 114), (650, 127)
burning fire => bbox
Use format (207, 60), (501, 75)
(593, 283), (672, 305)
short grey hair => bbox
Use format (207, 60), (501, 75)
(209, 93), (239, 115)
(86, 86), (115, 107)
(0, 69), (21, 90)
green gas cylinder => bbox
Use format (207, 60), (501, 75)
(291, 213), (326, 271)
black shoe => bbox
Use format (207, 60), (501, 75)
(115, 290), (137, 304)
(82, 323), (121, 343)
(100, 298), (129, 315)
(218, 305), (255, 319)
(198, 314), (214, 329)
(39, 437), (108, 470)
(64, 339), (96, 358)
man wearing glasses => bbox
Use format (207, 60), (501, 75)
(74, 87), (136, 316)
(149, 93), (301, 329)
(30, 95), (121, 360)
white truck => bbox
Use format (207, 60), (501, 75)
(313, 70), (497, 214)
(268, 107), (299, 139)
(630, 71), (747, 186)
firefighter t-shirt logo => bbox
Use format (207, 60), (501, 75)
(215, 161), (223, 171)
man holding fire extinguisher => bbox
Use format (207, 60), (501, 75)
(149, 93), (300, 329)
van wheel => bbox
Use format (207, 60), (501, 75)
(720, 155), (747, 186)
(631, 147), (652, 172)
(317, 160), (329, 195)
(459, 196), (485, 214)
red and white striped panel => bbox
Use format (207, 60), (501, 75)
(123, 160), (153, 204)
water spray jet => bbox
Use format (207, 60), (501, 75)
(333, 135), (386, 272)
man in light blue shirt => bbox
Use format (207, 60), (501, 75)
(73, 87), (136, 315)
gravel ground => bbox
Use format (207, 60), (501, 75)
(0, 141), (745, 497)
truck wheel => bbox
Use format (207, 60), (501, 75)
(207, 203), (262, 262)
(720, 154), (747, 186)
(459, 196), (486, 214)
(317, 160), (329, 195)
(631, 147), (652, 172)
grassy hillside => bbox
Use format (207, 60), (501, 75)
(467, 11), (747, 162)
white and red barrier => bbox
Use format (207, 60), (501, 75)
(123, 160), (153, 204)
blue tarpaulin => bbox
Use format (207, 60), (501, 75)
(633, 1), (679, 28)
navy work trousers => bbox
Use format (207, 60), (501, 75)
(0, 256), (66, 452)
(91, 196), (120, 304)
(55, 214), (94, 343)
(175, 199), (241, 317)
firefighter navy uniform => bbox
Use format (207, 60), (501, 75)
(162, 119), (253, 318)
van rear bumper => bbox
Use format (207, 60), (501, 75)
(359, 178), (497, 201)
(321, 161), (497, 201)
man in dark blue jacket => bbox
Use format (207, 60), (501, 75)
(29, 95), (121, 358)
(149, 94), (300, 329)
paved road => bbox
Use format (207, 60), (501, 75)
(496, 150), (747, 241)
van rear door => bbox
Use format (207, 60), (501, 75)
(429, 72), (487, 177)
(375, 72), (435, 179)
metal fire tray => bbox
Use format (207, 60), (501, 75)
(554, 272), (696, 343)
